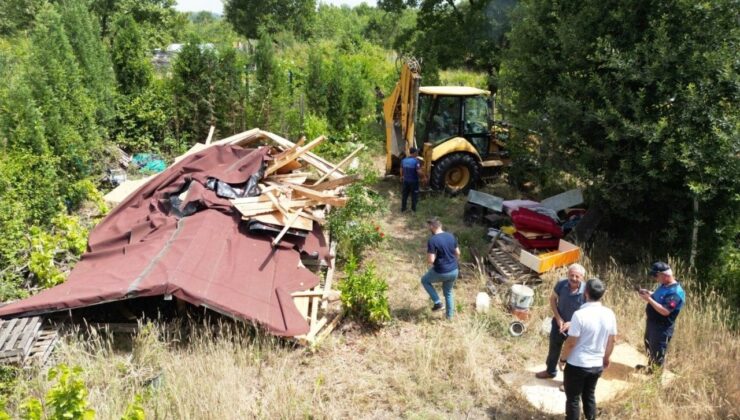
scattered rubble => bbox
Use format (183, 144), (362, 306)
(0, 128), (360, 365)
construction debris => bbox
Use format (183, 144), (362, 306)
(0, 317), (58, 367)
(0, 129), (358, 349)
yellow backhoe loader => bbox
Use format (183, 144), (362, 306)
(384, 58), (509, 194)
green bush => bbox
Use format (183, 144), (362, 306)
(338, 256), (390, 326)
(28, 214), (89, 288)
(20, 365), (94, 420)
(327, 180), (385, 258)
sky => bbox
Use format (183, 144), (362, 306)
(174, 0), (378, 15)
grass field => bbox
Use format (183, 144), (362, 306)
(3, 175), (739, 419)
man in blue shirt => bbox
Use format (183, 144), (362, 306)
(637, 261), (686, 370)
(421, 217), (460, 319)
(400, 147), (424, 212)
(536, 263), (587, 379)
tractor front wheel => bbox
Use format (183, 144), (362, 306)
(430, 153), (481, 195)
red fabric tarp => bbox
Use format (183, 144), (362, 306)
(0, 145), (328, 337)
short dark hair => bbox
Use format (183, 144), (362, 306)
(409, 147), (418, 154)
(426, 216), (441, 229)
(585, 278), (605, 301)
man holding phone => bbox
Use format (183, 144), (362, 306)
(637, 262), (686, 371)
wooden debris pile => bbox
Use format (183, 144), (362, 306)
(231, 134), (361, 245)
(102, 128), (361, 345)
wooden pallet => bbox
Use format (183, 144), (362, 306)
(0, 317), (58, 366)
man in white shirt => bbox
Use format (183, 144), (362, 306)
(559, 278), (617, 420)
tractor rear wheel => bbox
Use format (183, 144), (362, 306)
(430, 153), (481, 195)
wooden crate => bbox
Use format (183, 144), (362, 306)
(519, 239), (581, 274)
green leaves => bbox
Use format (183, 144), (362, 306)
(338, 256), (391, 326)
(19, 365), (95, 420)
(504, 0), (739, 299)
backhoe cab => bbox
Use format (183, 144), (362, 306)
(384, 59), (508, 194)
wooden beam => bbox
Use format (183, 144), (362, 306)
(258, 131), (345, 180)
(321, 241), (338, 311)
(252, 211), (314, 231)
(289, 184), (348, 207)
(233, 198), (316, 217)
(205, 125), (215, 145)
(306, 175), (358, 191)
(314, 144), (365, 184)
(265, 136), (325, 176)
(271, 209), (304, 246)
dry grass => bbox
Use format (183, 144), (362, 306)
(4, 177), (739, 419)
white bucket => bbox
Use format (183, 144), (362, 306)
(510, 284), (534, 310)
(476, 292), (491, 313)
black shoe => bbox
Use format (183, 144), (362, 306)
(635, 364), (654, 374)
(431, 302), (444, 312)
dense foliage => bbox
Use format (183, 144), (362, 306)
(503, 0), (739, 301)
(0, 0), (735, 323)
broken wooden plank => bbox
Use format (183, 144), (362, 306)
(288, 184), (348, 207)
(212, 127), (261, 146)
(314, 144), (365, 184)
(252, 211), (314, 231)
(272, 210), (304, 246)
(321, 241), (338, 311)
(264, 172), (310, 185)
(265, 136), (326, 176)
(315, 312), (344, 343)
(306, 174), (359, 191)
(258, 131), (345, 180)
(205, 125), (216, 145)
(233, 198), (316, 217)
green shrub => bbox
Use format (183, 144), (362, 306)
(338, 256), (390, 326)
(327, 181), (385, 258)
(20, 365), (94, 420)
(28, 214), (89, 288)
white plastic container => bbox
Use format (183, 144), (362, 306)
(475, 292), (491, 313)
(510, 284), (534, 309)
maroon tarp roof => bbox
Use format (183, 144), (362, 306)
(0, 145), (329, 336)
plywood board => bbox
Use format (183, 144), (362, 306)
(541, 189), (584, 212)
(252, 211), (313, 231)
(103, 175), (156, 207)
(467, 190), (504, 212)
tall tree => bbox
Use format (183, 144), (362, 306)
(58, 0), (116, 129)
(0, 0), (44, 36)
(171, 39), (218, 144)
(26, 4), (102, 182)
(91, 0), (183, 46)
(110, 14), (152, 95)
(224, 0), (316, 39)
(212, 48), (247, 136)
(504, 0), (739, 296)
(380, 0), (516, 92)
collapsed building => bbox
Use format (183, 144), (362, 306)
(0, 129), (356, 364)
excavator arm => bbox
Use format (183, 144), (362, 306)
(383, 58), (422, 175)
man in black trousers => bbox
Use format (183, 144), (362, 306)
(559, 278), (617, 420)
